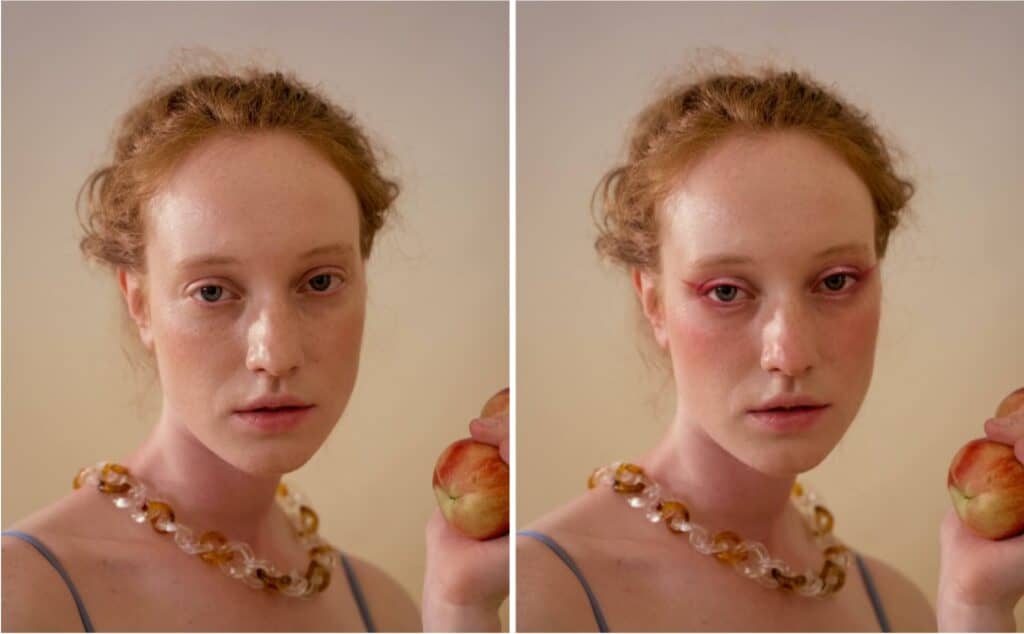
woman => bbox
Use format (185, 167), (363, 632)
(1, 66), (508, 632)
(517, 66), (1024, 631)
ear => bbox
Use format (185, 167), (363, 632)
(631, 267), (668, 349)
(117, 267), (154, 351)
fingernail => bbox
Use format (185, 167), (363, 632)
(474, 417), (498, 428)
(988, 417), (1011, 426)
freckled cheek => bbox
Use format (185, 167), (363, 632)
(663, 303), (748, 384)
(820, 294), (881, 369)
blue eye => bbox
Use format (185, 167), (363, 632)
(822, 273), (855, 292)
(307, 273), (342, 293)
(710, 285), (741, 303)
(198, 285), (224, 302)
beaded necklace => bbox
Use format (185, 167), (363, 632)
(589, 462), (850, 597)
(74, 461), (335, 597)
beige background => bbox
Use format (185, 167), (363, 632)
(517, 1), (1024, 627)
(2, 0), (508, 619)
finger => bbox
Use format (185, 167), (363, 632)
(983, 410), (1024, 445)
(498, 438), (509, 464)
(1016, 437), (1024, 464)
(469, 415), (509, 447)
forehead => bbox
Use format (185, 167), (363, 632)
(661, 131), (876, 263)
(146, 130), (360, 264)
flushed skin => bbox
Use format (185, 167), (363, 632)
(948, 439), (1024, 540)
(433, 439), (510, 540)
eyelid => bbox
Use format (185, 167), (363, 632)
(693, 267), (866, 306)
(188, 281), (240, 304)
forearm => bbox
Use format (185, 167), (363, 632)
(421, 593), (502, 633)
(937, 592), (1017, 632)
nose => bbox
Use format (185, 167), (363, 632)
(245, 304), (304, 378)
(759, 297), (816, 378)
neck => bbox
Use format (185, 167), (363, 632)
(639, 407), (807, 552)
(119, 409), (288, 550)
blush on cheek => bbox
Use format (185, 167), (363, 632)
(664, 304), (743, 384)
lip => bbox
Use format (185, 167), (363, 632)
(232, 405), (315, 433)
(747, 405), (830, 433)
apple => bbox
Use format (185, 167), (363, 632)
(948, 439), (1024, 540)
(433, 438), (509, 540)
(995, 387), (1024, 418)
(480, 387), (510, 418)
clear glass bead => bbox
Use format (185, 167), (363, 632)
(689, 526), (713, 554)
(645, 507), (663, 523)
(668, 516), (692, 532)
(113, 496), (133, 508)
(155, 519), (177, 533)
(626, 494), (647, 508)
(130, 510), (148, 523)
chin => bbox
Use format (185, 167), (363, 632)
(732, 435), (836, 478)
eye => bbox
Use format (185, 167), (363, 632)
(820, 272), (858, 293)
(305, 273), (343, 293)
(706, 284), (748, 304)
(193, 285), (230, 303)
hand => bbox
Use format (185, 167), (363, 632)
(937, 409), (1024, 631)
(422, 412), (509, 632)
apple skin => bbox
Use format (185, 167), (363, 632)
(481, 387), (510, 418)
(995, 387), (1024, 417)
(433, 438), (510, 540)
(948, 438), (1024, 540)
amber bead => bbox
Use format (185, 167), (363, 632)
(98, 463), (131, 494)
(143, 500), (176, 533)
(813, 505), (834, 536)
(792, 482), (804, 497)
(658, 500), (690, 526)
(712, 531), (745, 564)
(824, 544), (847, 564)
(306, 559), (331, 594)
(276, 483), (289, 497)
(612, 464), (646, 494)
(586, 470), (600, 489)
(297, 505), (319, 537)
(771, 567), (807, 591)
(820, 559), (846, 593)
(72, 467), (88, 490)
(198, 531), (230, 564)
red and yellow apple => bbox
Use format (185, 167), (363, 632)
(995, 387), (1024, 418)
(480, 387), (510, 418)
(947, 387), (1024, 540)
(432, 388), (511, 540)
(433, 439), (509, 539)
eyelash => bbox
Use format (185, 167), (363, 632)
(699, 271), (863, 307)
(189, 273), (345, 305)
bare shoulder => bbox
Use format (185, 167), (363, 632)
(2, 493), (106, 632)
(858, 553), (937, 632)
(340, 551), (420, 632)
(516, 491), (612, 633)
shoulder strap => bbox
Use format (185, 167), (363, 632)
(854, 553), (892, 633)
(518, 529), (610, 633)
(339, 552), (376, 633)
(2, 530), (95, 632)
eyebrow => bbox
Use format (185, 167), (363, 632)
(689, 242), (872, 268)
(176, 243), (356, 269)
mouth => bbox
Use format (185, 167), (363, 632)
(747, 405), (830, 432)
(232, 405), (315, 433)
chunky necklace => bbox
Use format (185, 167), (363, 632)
(73, 461), (336, 597)
(589, 462), (850, 598)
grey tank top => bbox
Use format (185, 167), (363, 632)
(2, 529), (377, 632)
(519, 529), (892, 633)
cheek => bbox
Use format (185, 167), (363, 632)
(821, 290), (881, 369)
(663, 299), (747, 385)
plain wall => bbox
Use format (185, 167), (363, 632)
(2, 0), (508, 616)
(517, 1), (1024, 626)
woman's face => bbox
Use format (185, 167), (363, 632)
(122, 130), (366, 475)
(636, 131), (882, 477)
